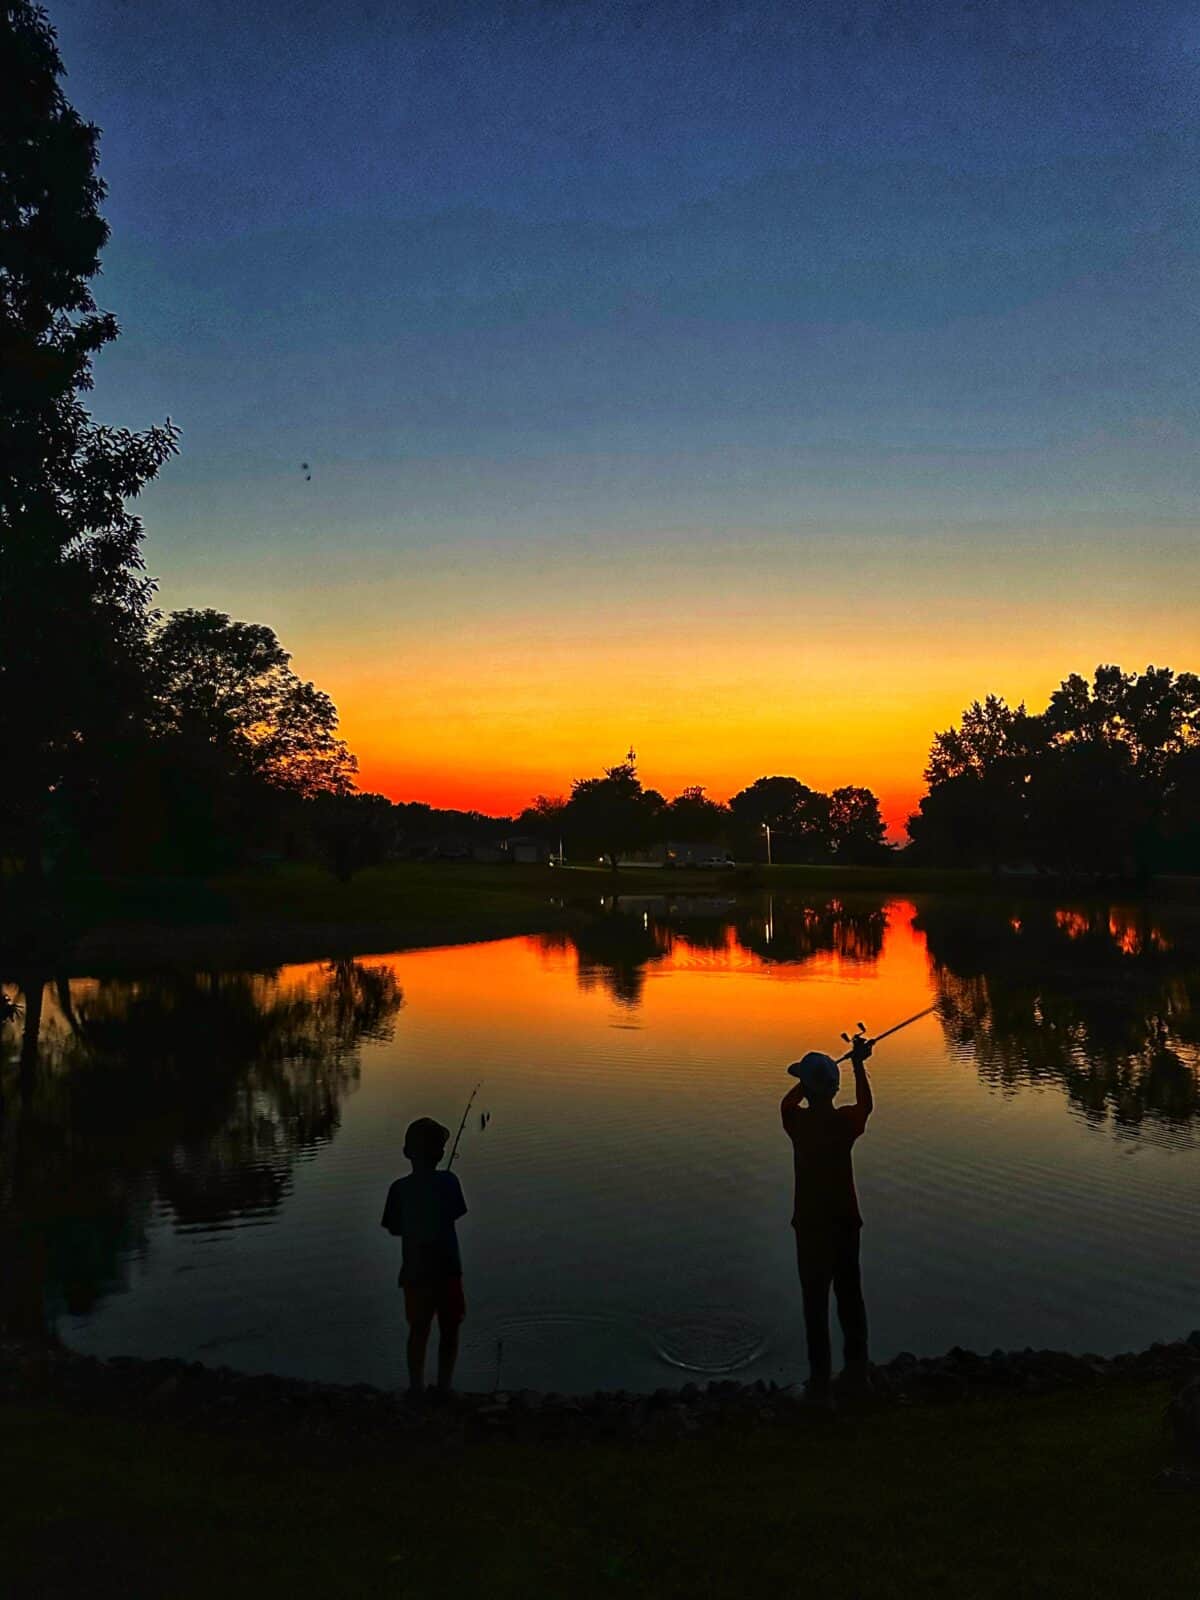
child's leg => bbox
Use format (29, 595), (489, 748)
(831, 1228), (868, 1369)
(406, 1311), (434, 1393)
(796, 1237), (834, 1384)
(434, 1277), (466, 1394)
(436, 1320), (460, 1393)
(800, 1274), (833, 1383)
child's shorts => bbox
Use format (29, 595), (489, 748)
(403, 1276), (466, 1327)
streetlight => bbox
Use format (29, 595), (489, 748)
(762, 822), (772, 867)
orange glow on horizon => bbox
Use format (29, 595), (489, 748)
(352, 757), (924, 836)
(262, 524), (1198, 842)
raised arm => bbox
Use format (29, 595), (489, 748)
(780, 1082), (805, 1129)
(849, 1036), (874, 1121)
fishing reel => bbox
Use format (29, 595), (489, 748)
(841, 1020), (871, 1047)
(0, 990), (23, 1026)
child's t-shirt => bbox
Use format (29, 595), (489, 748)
(380, 1170), (467, 1285)
(782, 1102), (870, 1232)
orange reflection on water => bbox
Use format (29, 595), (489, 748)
(355, 899), (938, 1081)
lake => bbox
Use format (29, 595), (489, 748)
(2, 891), (1198, 1393)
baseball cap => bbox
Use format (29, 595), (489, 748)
(786, 1051), (841, 1099)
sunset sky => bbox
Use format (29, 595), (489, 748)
(55, 0), (1200, 830)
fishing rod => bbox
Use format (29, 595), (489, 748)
(833, 1005), (938, 1064)
(445, 1081), (482, 1168)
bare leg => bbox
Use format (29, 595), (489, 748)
(436, 1321), (460, 1393)
(407, 1315), (433, 1394)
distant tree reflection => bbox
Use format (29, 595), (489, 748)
(541, 895), (887, 1006)
(0, 960), (402, 1333)
(917, 901), (1200, 1132)
(539, 911), (672, 1006)
(735, 898), (887, 966)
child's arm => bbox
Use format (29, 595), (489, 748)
(380, 1182), (403, 1235)
(849, 1037), (874, 1120)
(780, 1083), (805, 1127)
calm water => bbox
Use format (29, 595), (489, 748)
(2, 892), (1198, 1392)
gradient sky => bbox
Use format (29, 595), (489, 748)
(53, 0), (1200, 828)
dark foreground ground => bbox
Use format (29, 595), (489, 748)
(3, 1350), (1198, 1600)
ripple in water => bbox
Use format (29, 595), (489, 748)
(652, 1309), (768, 1374)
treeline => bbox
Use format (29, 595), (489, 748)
(908, 665), (1200, 876)
(516, 765), (889, 869)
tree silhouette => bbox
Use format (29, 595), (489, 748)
(828, 786), (889, 863)
(0, 2), (178, 881)
(663, 785), (730, 847)
(908, 667), (1200, 875)
(563, 757), (665, 871)
(908, 697), (1044, 869)
(728, 776), (831, 862)
(152, 610), (357, 798)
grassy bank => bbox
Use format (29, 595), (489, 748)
(1, 1382), (1195, 1599)
(13, 862), (574, 971)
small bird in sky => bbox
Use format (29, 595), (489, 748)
(301, 461), (311, 481)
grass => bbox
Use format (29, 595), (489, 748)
(1, 1384), (1196, 1598)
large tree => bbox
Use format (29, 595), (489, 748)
(728, 775), (831, 862)
(1043, 665), (1200, 781)
(562, 756), (664, 872)
(828, 785), (889, 863)
(908, 696), (1044, 868)
(909, 666), (1200, 874)
(663, 785), (729, 843)
(151, 609), (357, 799)
(1, 2), (177, 877)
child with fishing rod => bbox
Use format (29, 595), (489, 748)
(380, 1084), (479, 1401)
(781, 1007), (933, 1406)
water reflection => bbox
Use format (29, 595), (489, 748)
(918, 901), (1200, 1132)
(0, 961), (403, 1333)
(540, 894), (888, 1005)
(735, 897), (887, 967)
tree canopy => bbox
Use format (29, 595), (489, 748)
(151, 609), (357, 798)
(562, 757), (665, 870)
(908, 665), (1200, 875)
(1, 1), (177, 874)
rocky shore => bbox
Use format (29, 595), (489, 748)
(4, 1334), (1200, 1462)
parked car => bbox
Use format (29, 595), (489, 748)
(697, 855), (735, 870)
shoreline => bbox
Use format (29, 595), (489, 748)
(6, 1331), (1199, 1446)
(3, 858), (1198, 974)
(60, 907), (582, 975)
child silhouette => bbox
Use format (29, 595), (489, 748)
(780, 1034), (874, 1403)
(381, 1117), (468, 1398)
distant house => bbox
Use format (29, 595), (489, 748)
(471, 843), (506, 864)
(660, 839), (731, 867)
(504, 835), (553, 865)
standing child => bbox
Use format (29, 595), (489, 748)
(780, 1034), (873, 1403)
(381, 1117), (468, 1399)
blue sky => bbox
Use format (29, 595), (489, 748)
(50, 0), (1200, 814)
